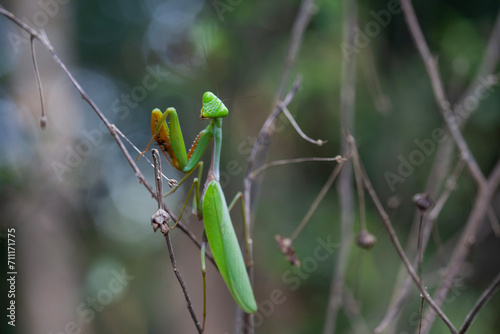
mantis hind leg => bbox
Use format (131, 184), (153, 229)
(164, 161), (203, 220)
(170, 175), (202, 229)
(164, 161), (203, 198)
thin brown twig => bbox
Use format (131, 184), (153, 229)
(152, 149), (202, 334)
(458, 271), (500, 333)
(278, 102), (326, 146)
(417, 212), (425, 282)
(428, 160), (466, 221)
(274, 0), (316, 101)
(322, 0), (357, 330)
(418, 296), (425, 334)
(244, 75), (303, 187)
(240, 75), (303, 333)
(420, 159), (500, 334)
(240, 72), (321, 332)
(400, 0), (486, 188)
(347, 136), (458, 334)
(1, 5), (159, 206)
(399, 2), (500, 332)
(289, 159), (346, 241)
(249, 156), (343, 179)
(374, 159), (465, 334)
(376, 8), (500, 332)
(29, 35), (46, 128)
(246, 0), (316, 222)
(427, 160), (465, 265)
(350, 137), (366, 231)
(241, 13), (317, 328)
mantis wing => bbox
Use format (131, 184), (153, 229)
(202, 181), (257, 314)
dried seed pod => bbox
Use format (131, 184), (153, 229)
(151, 209), (171, 234)
(356, 229), (376, 249)
(275, 234), (300, 267)
(40, 115), (47, 128)
(413, 193), (433, 212)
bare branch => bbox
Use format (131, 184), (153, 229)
(274, 0), (316, 100)
(278, 102), (326, 146)
(375, 159), (464, 334)
(347, 136), (458, 334)
(152, 149), (202, 333)
(420, 159), (500, 333)
(399, 2), (500, 332)
(322, 0), (357, 330)
(289, 159), (346, 241)
(29, 35), (46, 128)
(458, 272), (500, 333)
(249, 156), (343, 179)
(240, 74), (303, 334)
(376, 8), (500, 329)
(244, 75), (303, 184)
(428, 160), (465, 222)
(400, 0), (486, 187)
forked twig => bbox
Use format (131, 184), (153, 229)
(375, 159), (464, 334)
(152, 150), (202, 334)
(372, 3), (499, 334)
(400, 0), (486, 188)
(400, 1), (500, 332)
(241, 75), (302, 333)
(458, 272), (500, 333)
(347, 135), (458, 334)
(239, 4), (317, 330)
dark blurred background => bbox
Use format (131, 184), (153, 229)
(0, 0), (499, 333)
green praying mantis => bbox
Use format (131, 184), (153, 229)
(138, 91), (258, 322)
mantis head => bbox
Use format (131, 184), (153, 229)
(201, 91), (228, 119)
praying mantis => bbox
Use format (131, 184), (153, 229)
(138, 91), (258, 321)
